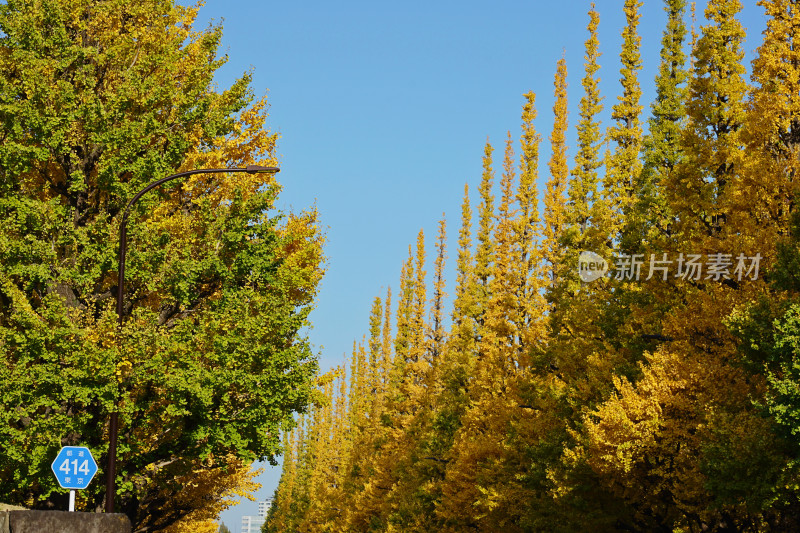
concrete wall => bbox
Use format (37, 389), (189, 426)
(0, 511), (131, 533)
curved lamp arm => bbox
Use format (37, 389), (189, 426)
(107, 165), (279, 514)
(116, 165), (279, 321)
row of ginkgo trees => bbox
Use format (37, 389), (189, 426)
(266, 0), (800, 531)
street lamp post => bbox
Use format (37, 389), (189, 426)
(107, 165), (280, 513)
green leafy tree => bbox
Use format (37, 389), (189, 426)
(638, 0), (688, 247)
(0, 0), (323, 529)
(667, 0), (747, 246)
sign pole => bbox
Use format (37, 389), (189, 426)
(68, 490), (75, 512)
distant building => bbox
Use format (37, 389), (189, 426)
(241, 514), (264, 533)
(241, 499), (273, 533)
(258, 499), (273, 517)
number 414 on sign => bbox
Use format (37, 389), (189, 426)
(50, 446), (99, 511)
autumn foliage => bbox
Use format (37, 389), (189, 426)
(0, 0), (323, 530)
(268, 1), (800, 532)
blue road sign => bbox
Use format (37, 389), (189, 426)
(51, 446), (98, 490)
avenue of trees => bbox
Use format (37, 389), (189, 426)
(267, 1), (800, 531)
(0, 1), (324, 531)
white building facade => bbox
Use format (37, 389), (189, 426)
(241, 498), (273, 533)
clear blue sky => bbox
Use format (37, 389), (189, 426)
(191, 1), (769, 529)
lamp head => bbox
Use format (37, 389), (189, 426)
(245, 165), (281, 174)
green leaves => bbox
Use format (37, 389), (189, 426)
(0, 0), (322, 529)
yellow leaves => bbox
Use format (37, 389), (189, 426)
(475, 484), (502, 515)
(275, 208), (326, 304)
(160, 457), (262, 533)
(316, 367), (342, 389)
(576, 337), (768, 525)
(585, 372), (666, 475)
(0, 276), (38, 320)
(166, 519), (218, 533)
(181, 95), (279, 207)
(115, 358), (133, 382)
(265, 3), (800, 529)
